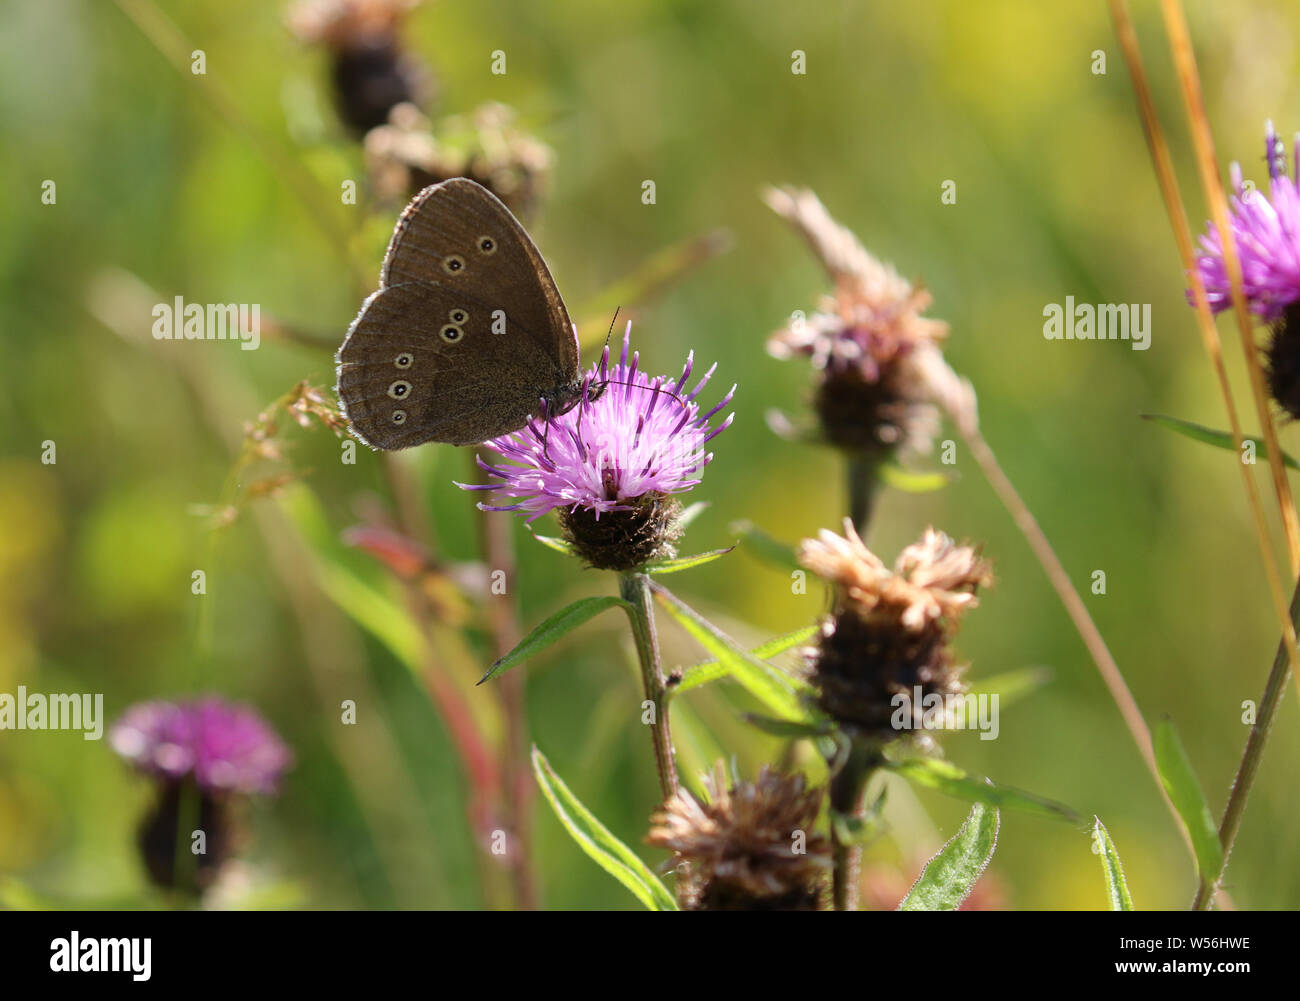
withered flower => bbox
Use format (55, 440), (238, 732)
(766, 186), (949, 456)
(289, 0), (433, 135)
(798, 520), (991, 742)
(648, 764), (830, 910)
(366, 102), (553, 222)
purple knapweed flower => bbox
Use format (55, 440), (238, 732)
(110, 697), (292, 796)
(1192, 121), (1300, 321)
(459, 324), (734, 570)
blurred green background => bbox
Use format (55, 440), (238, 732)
(3, 0), (1300, 910)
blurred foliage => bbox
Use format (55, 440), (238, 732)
(2, 0), (1300, 910)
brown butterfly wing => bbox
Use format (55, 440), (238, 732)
(335, 178), (579, 449)
(337, 283), (559, 448)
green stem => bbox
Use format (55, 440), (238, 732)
(828, 741), (878, 911)
(1192, 571), (1300, 909)
(619, 572), (678, 802)
(847, 453), (882, 537)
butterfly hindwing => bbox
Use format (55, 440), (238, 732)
(337, 281), (562, 448)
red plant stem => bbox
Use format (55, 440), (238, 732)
(380, 456), (507, 904)
(472, 452), (539, 911)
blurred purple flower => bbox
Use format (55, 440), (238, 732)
(1192, 121), (1300, 320)
(110, 698), (292, 796)
(459, 325), (734, 521)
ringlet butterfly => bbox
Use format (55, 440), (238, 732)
(336, 177), (586, 449)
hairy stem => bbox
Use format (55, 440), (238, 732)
(828, 742), (877, 911)
(847, 453), (882, 538)
(619, 572), (679, 802)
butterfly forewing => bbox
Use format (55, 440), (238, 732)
(336, 178), (580, 449)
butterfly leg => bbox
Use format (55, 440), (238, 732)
(539, 399), (554, 464)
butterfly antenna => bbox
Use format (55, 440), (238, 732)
(586, 308), (685, 410)
(604, 307), (620, 357)
(592, 375), (691, 411)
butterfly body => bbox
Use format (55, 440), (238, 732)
(336, 178), (580, 449)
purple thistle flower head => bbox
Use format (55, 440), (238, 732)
(110, 697), (292, 796)
(1191, 121), (1300, 321)
(458, 324), (735, 570)
(462, 324), (734, 519)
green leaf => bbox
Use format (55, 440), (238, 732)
(529, 533), (577, 556)
(479, 596), (632, 684)
(728, 519), (799, 570)
(672, 624), (819, 697)
(885, 757), (1081, 822)
(1141, 413), (1300, 469)
(1154, 717), (1224, 883)
(314, 559), (427, 667)
(651, 582), (816, 722)
(748, 624), (821, 659)
(531, 747), (678, 911)
(877, 460), (952, 493)
(898, 801), (1000, 910)
(640, 546), (735, 575)
(742, 714), (832, 739)
(1091, 816), (1134, 911)
(966, 666), (1052, 711)
(278, 487), (426, 669)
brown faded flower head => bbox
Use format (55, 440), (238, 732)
(798, 521), (992, 740)
(765, 186), (954, 455)
(289, 0), (432, 135)
(366, 103), (553, 221)
(800, 519), (991, 632)
(288, 0), (421, 49)
(648, 764), (830, 911)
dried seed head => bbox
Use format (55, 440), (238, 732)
(798, 521), (991, 740)
(800, 520), (990, 630)
(648, 764), (831, 910)
(289, 0), (432, 135)
(365, 103), (553, 221)
(289, 0), (420, 48)
(765, 186), (949, 455)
